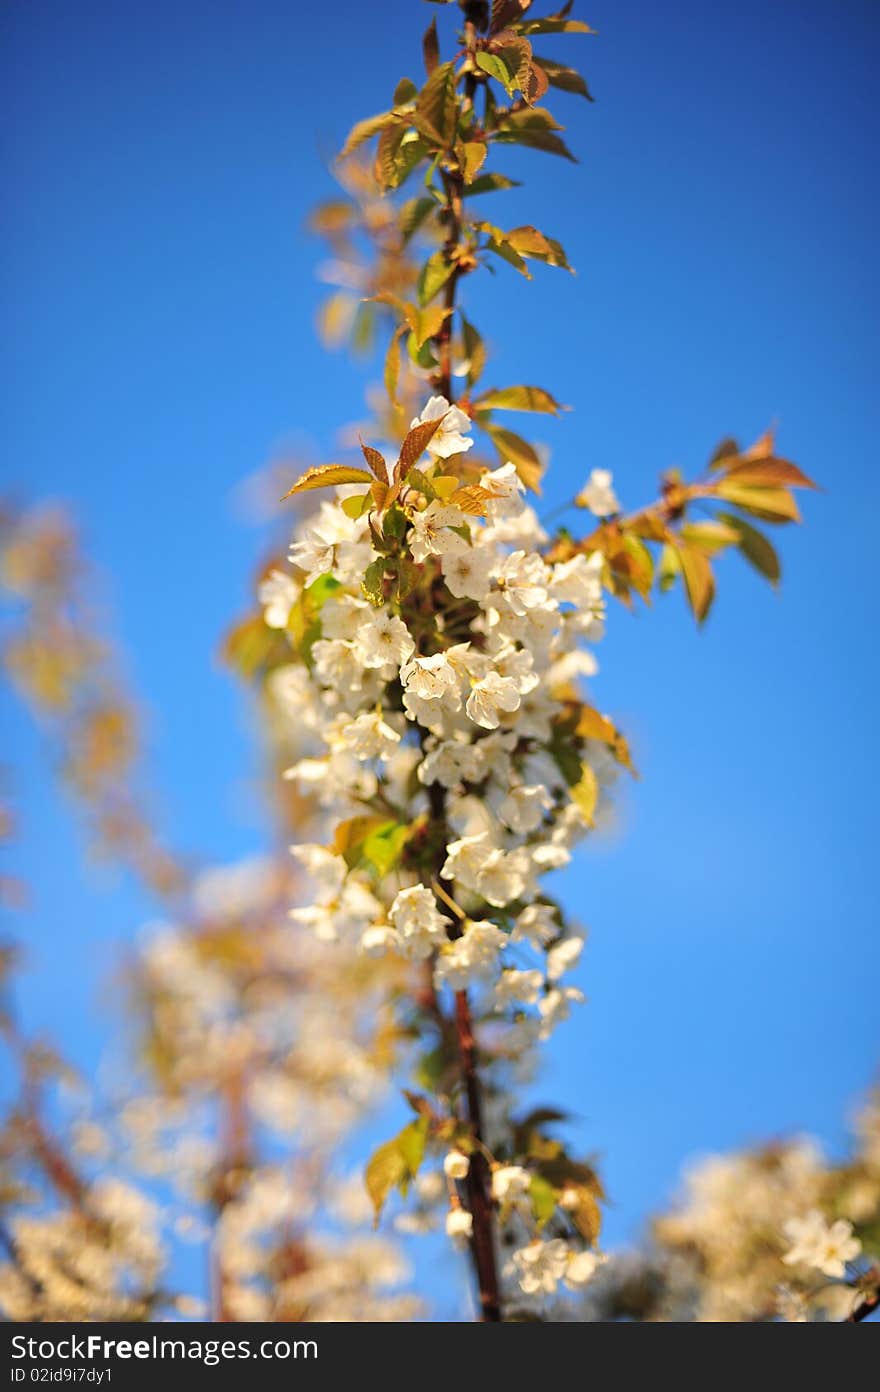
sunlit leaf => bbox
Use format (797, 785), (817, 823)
(418, 250), (456, 305)
(714, 482), (801, 523)
(396, 415), (446, 483)
(570, 762), (599, 824)
(281, 464), (373, 499)
(475, 385), (563, 414)
(483, 423), (544, 493)
(717, 511), (782, 586)
(675, 541), (715, 623)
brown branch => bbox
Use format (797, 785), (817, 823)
(847, 1268), (880, 1322)
(454, 988), (501, 1321)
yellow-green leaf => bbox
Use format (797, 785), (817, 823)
(365, 1139), (407, 1223)
(714, 482), (801, 523)
(333, 814), (390, 866)
(475, 385), (563, 414)
(418, 251), (456, 306)
(484, 423), (544, 493)
(717, 511), (781, 586)
(475, 50), (518, 96)
(341, 491), (371, 520)
(340, 110), (401, 159)
(676, 541), (715, 623)
(281, 464), (373, 499)
(461, 140), (488, 183)
(416, 61), (457, 145)
(570, 762), (599, 824)
(721, 458), (817, 490)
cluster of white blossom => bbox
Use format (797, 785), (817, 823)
(134, 858), (390, 1148)
(576, 1090), (880, 1322)
(0, 854), (416, 1324)
(270, 398), (617, 1303)
(125, 858), (417, 1321)
(0, 1178), (165, 1322)
(214, 1166), (418, 1322)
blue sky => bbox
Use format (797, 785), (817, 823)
(2, 0), (878, 1310)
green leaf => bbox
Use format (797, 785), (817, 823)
(475, 50), (518, 97)
(533, 56), (594, 100)
(417, 250), (455, 306)
(717, 511), (781, 586)
(475, 385), (563, 414)
(362, 557), (387, 606)
(416, 61), (457, 145)
(362, 821), (410, 877)
(365, 1117), (430, 1223)
(494, 127), (578, 161)
(340, 110), (401, 159)
(404, 468), (436, 501)
(333, 814), (393, 867)
(460, 313), (486, 388)
(395, 555), (421, 602)
(462, 172), (521, 197)
(365, 1139), (407, 1223)
(397, 1116), (429, 1180)
(383, 504), (409, 542)
(399, 195), (436, 242)
(529, 1174), (558, 1229)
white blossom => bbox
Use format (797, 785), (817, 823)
(259, 569), (299, 629)
(538, 985), (585, 1039)
(546, 935), (585, 982)
(433, 920), (507, 991)
(511, 1239), (570, 1296)
(443, 1150), (470, 1181)
(411, 395), (474, 460)
(465, 672), (521, 730)
(445, 1207), (474, 1246)
(577, 468), (619, 517)
(491, 1165), (532, 1209)
(492, 969), (543, 1010)
(353, 610), (415, 669)
(408, 502), (469, 564)
(388, 886), (451, 960)
(511, 903), (558, 948)
(441, 547), (494, 601)
(564, 1249), (605, 1288)
(782, 1211), (861, 1278)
